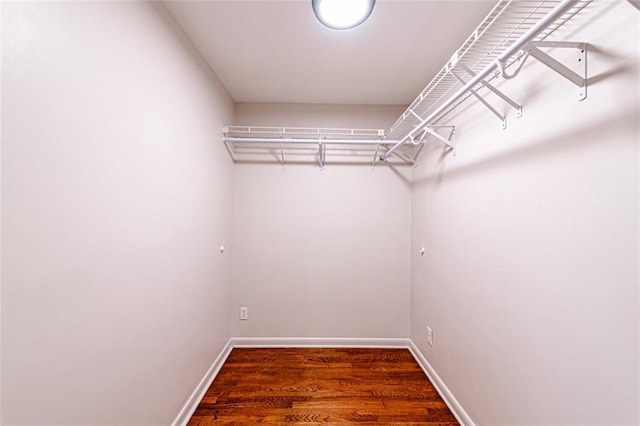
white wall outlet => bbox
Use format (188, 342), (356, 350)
(240, 307), (248, 320)
(427, 326), (433, 346)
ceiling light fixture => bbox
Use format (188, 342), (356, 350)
(312, 0), (375, 30)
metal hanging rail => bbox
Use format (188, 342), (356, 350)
(381, 0), (592, 161)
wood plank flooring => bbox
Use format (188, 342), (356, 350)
(187, 348), (458, 425)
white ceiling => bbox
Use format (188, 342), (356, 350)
(165, 0), (497, 106)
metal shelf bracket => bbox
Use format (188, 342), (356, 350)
(450, 69), (508, 129)
(279, 141), (285, 166)
(527, 41), (588, 100)
(460, 65), (523, 119)
(318, 142), (326, 170)
(418, 126), (456, 157)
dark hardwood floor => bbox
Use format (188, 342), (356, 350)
(187, 347), (458, 425)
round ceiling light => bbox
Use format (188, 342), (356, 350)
(312, 0), (376, 30)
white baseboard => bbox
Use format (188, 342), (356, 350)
(172, 337), (472, 426)
(172, 339), (234, 426)
(407, 340), (475, 426)
(230, 336), (411, 348)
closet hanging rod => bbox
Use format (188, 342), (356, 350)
(380, 0), (580, 162)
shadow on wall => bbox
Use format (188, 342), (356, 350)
(586, 45), (637, 86)
(412, 106), (639, 189)
(227, 160), (413, 187)
(386, 163), (413, 188)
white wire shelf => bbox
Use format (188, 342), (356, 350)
(387, 0), (592, 141)
(223, 126), (416, 167)
(224, 126), (385, 141)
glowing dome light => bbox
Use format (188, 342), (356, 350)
(312, 0), (376, 30)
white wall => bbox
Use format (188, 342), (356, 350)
(232, 104), (412, 338)
(410, 2), (639, 424)
(1, 2), (234, 425)
(236, 103), (405, 130)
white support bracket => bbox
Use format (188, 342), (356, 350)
(279, 140), (285, 166)
(375, 125), (454, 165)
(373, 144), (414, 167)
(375, 141), (423, 167)
(419, 126), (456, 155)
(450, 69), (508, 129)
(460, 65), (523, 118)
(527, 41), (588, 101)
(371, 144), (381, 167)
(318, 142), (326, 170)
(387, 146), (418, 166)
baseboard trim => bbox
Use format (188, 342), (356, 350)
(407, 340), (474, 426)
(230, 336), (411, 348)
(173, 337), (472, 426)
(172, 339), (234, 426)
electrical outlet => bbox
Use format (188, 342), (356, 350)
(427, 326), (433, 346)
(240, 307), (248, 320)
